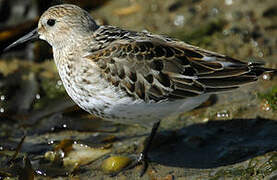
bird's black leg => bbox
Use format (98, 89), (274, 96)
(111, 120), (161, 177)
(138, 120), (161, 176)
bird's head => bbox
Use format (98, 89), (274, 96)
(5, 4), (99, 51)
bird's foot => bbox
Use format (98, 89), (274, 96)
(110, 121), (160, 177)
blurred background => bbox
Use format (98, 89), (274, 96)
(0, 0), (276, 179)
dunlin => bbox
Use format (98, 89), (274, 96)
(5, 4), (276, 176)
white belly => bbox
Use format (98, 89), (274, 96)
(104, 94), (210, 127)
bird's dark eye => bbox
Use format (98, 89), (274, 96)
(47, 19), (56, 26)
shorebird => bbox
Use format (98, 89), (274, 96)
(4, 4), (276, 176)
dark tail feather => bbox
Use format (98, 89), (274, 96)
(250, 66), (277, 76)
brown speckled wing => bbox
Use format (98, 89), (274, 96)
(86, 39), (260, 102)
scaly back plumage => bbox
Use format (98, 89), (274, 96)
(85, 26), (271, 102)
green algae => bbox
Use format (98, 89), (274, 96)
(33, 78), (66, 110)
(258, 85), (277, 111)
(40, 79), (66, 100)
(210, 153), (277, 180)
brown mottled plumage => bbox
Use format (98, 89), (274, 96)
(5, 4), (276, 176)
(86, 28), (265, 102)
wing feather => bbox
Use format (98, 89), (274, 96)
(85, 32), (265, 102)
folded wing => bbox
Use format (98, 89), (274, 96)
(85, 37), (269, 102)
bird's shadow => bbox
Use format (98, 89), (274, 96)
(148, 117), (277, 169)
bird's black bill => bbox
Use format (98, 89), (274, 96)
(4, 28), (39, 52)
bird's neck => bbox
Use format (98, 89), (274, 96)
(52, 35), (99, 65)
(53, 31), (96, 51)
